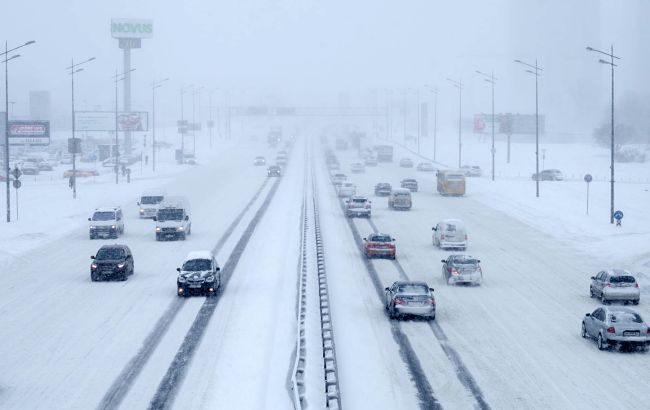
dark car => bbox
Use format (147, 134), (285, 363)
(90, 245), (134, 281)
(400, 178), (418, 192)
(177, 251), (221, 297)
(532, 169), (563, 181)
(374, 182), (392, 196)
(268, 165), (282, 177)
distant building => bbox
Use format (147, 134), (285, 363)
(29, 90), (51, 121)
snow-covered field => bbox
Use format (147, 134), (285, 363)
(0, 131), (649, 409)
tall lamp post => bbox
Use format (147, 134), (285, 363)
(476, 70), (497, 181)
(192, 86), (204, 156)
(179, 85), (193, 162)
(113, 68), (136, 184)
(67, 56), (95, 199)
(424, 85), (438, 161)
(586, 45), (620, 224)
(152, 77), (169, 172)
(514, 59), (542, 198)
(446, 78), (463, 167)
(3, 39), (35, 223)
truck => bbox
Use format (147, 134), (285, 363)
(374, 145), (394, 162)
(137, 192), (165, 219)
(153, 196), (192, 241)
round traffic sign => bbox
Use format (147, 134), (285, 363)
(584, 174), (592, 183)
(11, 167), (22, 179)
(12, 179), (21, 189)
(613, 210), (624, 220)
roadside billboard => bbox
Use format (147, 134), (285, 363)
(75, 111), (149, 132)
(474, 113), (545, 135)
(111, 18), (153, 39)
(7, 121), (50, 146)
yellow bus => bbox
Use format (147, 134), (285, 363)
(437, 170), (466, 196)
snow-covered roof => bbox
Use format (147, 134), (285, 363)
(185, 250), (213, 261)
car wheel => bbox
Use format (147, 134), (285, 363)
(429, 312), (436, 321)
(180, 233), (186, 241)
(597, 334), (608, 351)
(119, 273), (128, 281)
(581, 323), (587, 338)
(633, 300), (640, 305)
(91, 273), (98, 282)
(601, 294), (608, 305)
(388, 307), (397, 319)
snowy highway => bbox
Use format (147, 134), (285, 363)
(1, 137), (649, 410)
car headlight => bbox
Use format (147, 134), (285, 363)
(111, 225), (117, 229)
(177, 227), (185, 231)
(205, 275), (215, 282)
(117, 262), (126, 269)
(139, 209), (144, 213)
(91, 264), (98, 269)
(156, 227), (161, 232)
(90, 226), (96, 229)
(178, 276), (187, 283)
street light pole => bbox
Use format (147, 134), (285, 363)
(3, 39), (35, 222)
(424, 85), (438, 161)
(67, 56), (95, 199)
(416, 88), (421, 154)
(447, 78), (463, 167)
(113, 68), (136, 184)
(152, 77), (169, 172)
(587, 45), (620, 224)
(514, 59), (543, 197)
(476, 70), (497, 181)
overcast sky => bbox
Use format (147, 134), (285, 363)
(1, 0), (646, 134)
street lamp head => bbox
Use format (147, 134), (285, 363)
(3, 54), (21, 63)
(75, 68), (84, 73)
(586, 46), (594, 51)
(514, 59), (522, 63)
(88, 57), (96, 62)
(24, 40), (36, 46)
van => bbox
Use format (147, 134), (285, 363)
(154, 196), (191, 241)
(388, 188), (412, 210)
(88, 207), (124, 239)
(137, 192), (165, 218)
(437, 170), (466, 196)
(432, 219), (468, 250)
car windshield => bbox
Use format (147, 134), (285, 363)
(610, 312), (643, 323)
(453, 258), (479, 266)
(446, 174), (465, 181)
(371, 235), (392, 242)
(182, 259), (212, 271)
(397, 284), (428, 294)
(96, 248), (125, 260)
(445, 224), (460, 232)
(610, 275), (635, 283)
(141, 196), (163, 205)
(92, 211), (116, 221)
(394, 193), (409, 197)
(352, 198), (366, 203)
(157, 209), (184, 221)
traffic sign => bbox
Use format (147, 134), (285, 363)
(584, 174), (592, 183)
(11, 167), (21, 179)
(613, 210), (624, 220)
(12, 179), (21, 189)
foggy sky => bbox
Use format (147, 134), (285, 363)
(1, 0), (646, 134)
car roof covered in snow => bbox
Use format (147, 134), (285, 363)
(185, 250), (214, 261)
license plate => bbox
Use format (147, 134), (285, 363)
(189, 284), (202, 288)
(623, 331), (639, 336)
(408, 301), (424, 306)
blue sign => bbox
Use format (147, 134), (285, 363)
(613, 210), (624, 220)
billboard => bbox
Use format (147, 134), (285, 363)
(474, 113), (545, 135)
(7, 121), (50, 146)
(75, 111), (149, 132)
(111, 19), (153, 39)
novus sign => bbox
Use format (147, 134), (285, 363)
(111, 19), (153, 39)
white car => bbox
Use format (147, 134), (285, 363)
(416, 162), (436, 172)
(345, 195), (371, 217)
(460, 165), (482, 177)
(88, 207), (124, 239)
(337, 182), (356, 197)
(331, 173), (348, 187)
(432, 218), (468, 250)
(350, 162), (365, 173)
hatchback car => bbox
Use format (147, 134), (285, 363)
(532, 169), (563, 181)
(337, 182), (356, 198)
(582, 306), (650, 351)
(345, 195), (371, 218)
(350, 162), (365, 174)
(177, 250), (221, 297)
(267, 165), (282, 177)
(384, 281), (435, 320)
(388, 188), (412, 210)
(432, 219), (468, 250)
(253, 156), (266, 166)
(441, 255), (482, 286)
(460, 165), (482, 177)
(90, 245), (134, 281)
(400, 178), (418, 192)
(374, 182), (392, 196)
(416, 162), (435, 172)
(364, 233), (396, 259)
(399, 158), (414, 168)
(590, 270), (640, 305)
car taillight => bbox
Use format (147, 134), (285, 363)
(426, 298), (435, 305)
(465, 234), (468, 240)
(635, 283), (640, 288)
(449, 267), (459, 276)
(440, 234), (445, 240)
(606, 283), (611, 287)
(365, 204), (371, 209)
(647, 328), (650, 335)
(607, 326), (616, 334)
(394, 298), (406, 305)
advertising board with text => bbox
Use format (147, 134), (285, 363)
(75, 111), (149, 132)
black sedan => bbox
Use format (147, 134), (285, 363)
(90, 245), (134, 281)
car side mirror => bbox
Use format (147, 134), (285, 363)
(152, 216), (157, 221)
(477, 260), (481, 263)
(216, 267), (221, 271)
(88, 217), (91, 221)
(441, 259), (446, 263)
(137, 202), (140, 206)
(363, 238), (367, 241)
(432, 227), (436, 231)
(429, 288), (435, 292)
(590, 276), (595, 280)
(384, 287), (389, 291)
(585, 313), (591, 317)
(176, 268), (181, 272)
(90, 255), (95, 259)
(392, 238), (396, 241)
(185, 215), (189, 221)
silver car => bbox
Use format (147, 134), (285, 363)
(590, 269), (640, 305)
(441, 255), (482, 286)
(384, 281), (436, 320)
(581, 306), (650, 351)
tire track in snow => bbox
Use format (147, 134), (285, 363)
(367, 213), (490, 410)
(147, 176), (281, 410)
(97, 177), (270, 410)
